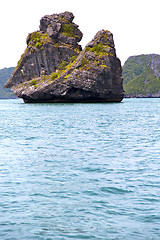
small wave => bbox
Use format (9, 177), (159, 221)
(83, 190), (99, 196)
(100, 186), (132, 194)
(60, 233), (95, 239)
(82, 167), (105, 173)
(143, 197), (160, 202)
(30, 193), (52, 198)
(140, 214), (160, 223)
(25, 136), (38, 140)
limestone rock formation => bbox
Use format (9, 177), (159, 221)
(5, 11), (124, 103)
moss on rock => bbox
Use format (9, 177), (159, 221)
(28, 32), (51, 50)
(60, 23), (75, 38)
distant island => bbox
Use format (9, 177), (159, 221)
(0, 67), (16, 99)
(123, 54), (160, 98)
(4, 11), (124, 103)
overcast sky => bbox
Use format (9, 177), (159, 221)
(0, 0), (160, 69)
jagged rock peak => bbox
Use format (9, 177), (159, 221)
(26, 11), (83, 47)
(39, 11), (82, 42)
(5, 11), (83, 89)
(86, 30), (114, 48)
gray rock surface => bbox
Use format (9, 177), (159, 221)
(5, 11), (124, 103)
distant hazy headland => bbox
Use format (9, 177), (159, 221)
(0, 67), (16, 99)
(123, 54), (160, 98)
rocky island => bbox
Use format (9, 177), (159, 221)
(5, 11), (124, 103)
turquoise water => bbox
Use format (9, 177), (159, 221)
(0, 98), (160, 239)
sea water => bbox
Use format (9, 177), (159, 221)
(0, 98), (160, 240)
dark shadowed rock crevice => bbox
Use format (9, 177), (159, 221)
(5, 11), (124, 103)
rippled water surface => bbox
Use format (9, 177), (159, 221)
(0, 98), (160, 239)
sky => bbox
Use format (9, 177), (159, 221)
(0, 0), (160, 69)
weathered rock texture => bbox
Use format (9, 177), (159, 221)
(5, 11), (124, 103)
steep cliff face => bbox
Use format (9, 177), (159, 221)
(5, 11), (124, 103)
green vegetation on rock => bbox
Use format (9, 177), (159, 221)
(50, 72), (60, 81)
(29, 79), (37, 86)
(123, 54), (160, 97)
(50, 57), (76, 81)
(58, 61), (67, 70)
(0, 67), (16, 99)
(28, 32), (51, 50)
(61, 23), (75, 38)
(85, 43), (109, 56)
(81, 57), (89, 67)
(70, 55), (76, 62)
(124, 67), (160, 95)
